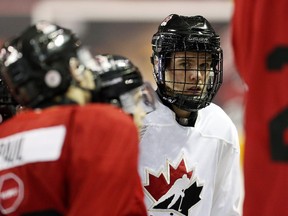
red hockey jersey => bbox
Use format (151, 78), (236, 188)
(233, 0), (288, 215)
(0, 104), (147, 216)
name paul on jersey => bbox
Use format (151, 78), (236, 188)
(0, 137), (23, 163)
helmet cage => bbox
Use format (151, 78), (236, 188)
(152, 32), (223, 111)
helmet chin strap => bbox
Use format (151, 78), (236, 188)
(175, 112), (198, 127)
(156, 89), (198, 127)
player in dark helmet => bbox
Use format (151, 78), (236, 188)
(138, 14), (242, 216)
(94, 54), (156, 121)
(0, 74), (18, 123)
(0, 21), (147, 216)
(151, 14), (223, 114)
(0, 21), (97, 108)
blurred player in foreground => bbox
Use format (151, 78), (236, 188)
(0, 21), (154, 216)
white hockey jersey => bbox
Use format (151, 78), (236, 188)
(139, 100), (242, 216)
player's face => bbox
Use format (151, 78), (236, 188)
(165, 51), (212, 96)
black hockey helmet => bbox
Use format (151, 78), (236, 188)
(151, 14), (223, 111)
(94, 54), (156, 114)
(0, 21), (81, 108)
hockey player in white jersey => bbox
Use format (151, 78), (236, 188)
(139, 14), (242, 216)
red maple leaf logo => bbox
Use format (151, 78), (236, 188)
(144, 159), (193, 202)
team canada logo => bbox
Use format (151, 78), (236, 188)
(144, 158), (203, 216)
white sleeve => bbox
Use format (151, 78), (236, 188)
(211, 136), (243, 216)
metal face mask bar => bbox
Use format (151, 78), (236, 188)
(165, 51), (214, 99)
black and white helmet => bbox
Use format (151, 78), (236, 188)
(0, 21), (81, 108)
(94, 54), (156, 115)
(151, 14), (223, 111)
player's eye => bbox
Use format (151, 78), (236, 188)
(199, 63), (211, 71)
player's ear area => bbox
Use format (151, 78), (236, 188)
(69, 57), (83, 82)
(69, 57), (96, 90)
(152, 55), (159, 66)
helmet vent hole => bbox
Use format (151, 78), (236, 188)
(45, 70), (62, 88)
